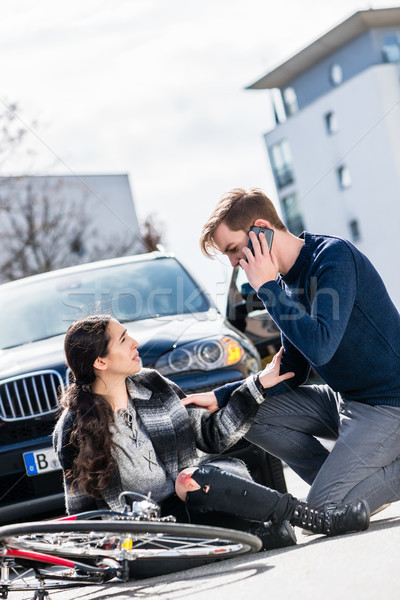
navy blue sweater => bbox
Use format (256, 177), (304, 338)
(216, 232), (400, 408)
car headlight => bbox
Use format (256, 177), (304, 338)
(155, 336), (245, 375)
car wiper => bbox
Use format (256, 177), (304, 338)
(119, 313), (178, 322)
(31, 332), (67, 343)
(1, 343), (22, 350)
(1, 332), (67, 350)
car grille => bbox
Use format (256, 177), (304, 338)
(0, 371), (64, 421)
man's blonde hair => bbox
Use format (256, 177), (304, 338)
(200, 188), (286, 257)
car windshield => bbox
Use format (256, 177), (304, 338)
(0, 258), (211, 349)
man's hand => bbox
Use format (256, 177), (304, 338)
(240, 230), (279, 291)
(181, 391), (218, 413)
(258, 347), (294, 389)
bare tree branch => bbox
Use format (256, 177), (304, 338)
(0, 103), (167, 282)
(141, 212), (164, 252)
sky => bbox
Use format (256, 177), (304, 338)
(1, 0), (398, 311)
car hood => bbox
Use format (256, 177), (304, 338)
(0, 309), (228, 380)
(0, 335), (67, 380)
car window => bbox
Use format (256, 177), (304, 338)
(232, 268), (263, 312)
(0, 258), (210, 349)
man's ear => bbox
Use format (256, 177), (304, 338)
(93, 357), (107, 371)
(254, 218), (273, 229)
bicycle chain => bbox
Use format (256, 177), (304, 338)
(113, 514), (177, 523)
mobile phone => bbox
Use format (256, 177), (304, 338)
(247, 226), (274, 255)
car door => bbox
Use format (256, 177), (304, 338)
(224, 266), (287, 493)
(226, 267), (281, 366)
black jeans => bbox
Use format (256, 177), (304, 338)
(161, 465), (294, 527)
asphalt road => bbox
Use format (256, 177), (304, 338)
(5, 468), (399, 600)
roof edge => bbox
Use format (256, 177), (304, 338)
(246, 7), (400, 90)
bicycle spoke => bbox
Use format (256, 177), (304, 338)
(0, 518), (261, 597)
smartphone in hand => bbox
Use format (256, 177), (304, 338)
(247, 226), (274, 255)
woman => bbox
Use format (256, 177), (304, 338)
(53, 315), (369, 551)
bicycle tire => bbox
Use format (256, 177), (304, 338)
(0, 520), (261, 582)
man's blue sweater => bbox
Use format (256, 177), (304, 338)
(217, 232), (400, 408)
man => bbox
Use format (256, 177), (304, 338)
(197, 187), (400, 513)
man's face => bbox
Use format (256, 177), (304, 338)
(213, 222), (248, 267)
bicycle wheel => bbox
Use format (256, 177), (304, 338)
(1, 519), (261, 560)
(0, 520), (261, 581)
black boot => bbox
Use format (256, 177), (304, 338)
(247, 520), (297, 551)
(290, 500), (370, 536)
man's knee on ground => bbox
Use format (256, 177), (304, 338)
(175, 467), (201, 501)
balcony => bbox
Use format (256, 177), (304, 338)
(274, 167), (295, 189)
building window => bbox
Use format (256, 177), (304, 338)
(281, 193), (305, 236)
(325, 111), (339, 134)
(349, 219), (361, 243)
(329, 63), (343, 86)
(271, 89), (286, 125)
(269, 140), (295, 189)
(337, 165), (352, 189)
(282, 87), (298, 116)
(382, 34), (400, 63)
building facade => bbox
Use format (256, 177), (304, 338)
(0, 173), (144, 281)
(248, 7), (400, 306)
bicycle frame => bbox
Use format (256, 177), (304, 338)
(1, 545), (120, 576)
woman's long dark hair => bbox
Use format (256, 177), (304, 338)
(60, 315), (116, 498)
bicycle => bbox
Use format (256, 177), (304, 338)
(0, 491), (262, 600)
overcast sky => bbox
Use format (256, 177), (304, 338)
(1, 0), (398, 309)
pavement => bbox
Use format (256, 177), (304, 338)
(5, 468), (399, 600)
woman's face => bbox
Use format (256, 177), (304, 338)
(99, 319), (141, 377)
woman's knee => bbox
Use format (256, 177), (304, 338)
(175, 467), (201, 501)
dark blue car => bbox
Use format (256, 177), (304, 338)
(0, 250), (285, 523)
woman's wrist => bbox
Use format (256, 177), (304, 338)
(254, 373), (268, 396)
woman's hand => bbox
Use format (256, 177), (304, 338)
(258, 347), (294, 389)
(181, 392), (218, 414)
(181, 348), (293, 411)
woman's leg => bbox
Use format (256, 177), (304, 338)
(175, 465), (369, 536)
(176, 466), (286, 521)
(175, 467), (297, 550)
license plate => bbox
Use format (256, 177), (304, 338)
(23, 447), (61, 476)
